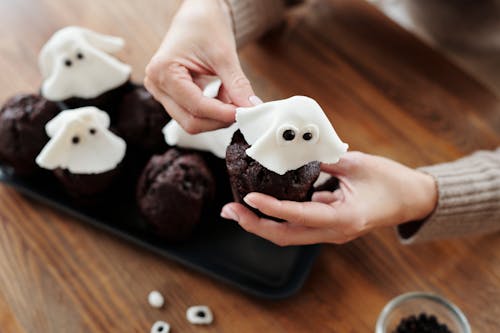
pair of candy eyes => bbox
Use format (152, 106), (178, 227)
(282, 129), (313, 141)
(71, 128), (97, 144)
(64, 52), (84, 67)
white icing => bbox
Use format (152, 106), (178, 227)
(186, 305), (213, 325)
(236, 96), (348, 175)
(202, 77), (222, 98)
(147, 291), (164, 309)
(162, 121), (237, 159)
(36, 107), (126, 174)
(150, 321), (170, 333)
(39, 26), (131, 101)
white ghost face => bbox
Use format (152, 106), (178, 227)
(39, 26), (131, 101)
(236, 96), (348, 175)
(36, 107), (126, 174)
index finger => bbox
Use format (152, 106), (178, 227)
(162, 63), (235, 123)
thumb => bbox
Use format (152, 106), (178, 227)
(217, 59), (256, 107)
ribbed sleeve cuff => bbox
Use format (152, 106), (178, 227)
(397, 148), (500, 243)
(225, 0), (286, 48)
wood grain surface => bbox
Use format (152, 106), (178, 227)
(0, 0), (499, 332)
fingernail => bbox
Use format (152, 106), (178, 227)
(243, 195), (257, 209)
(221, 206), (239, 222)
(249, 95), (263, 106)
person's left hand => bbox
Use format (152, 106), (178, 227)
(220, 152), (438, 246)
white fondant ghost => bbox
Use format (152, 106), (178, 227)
(236, 96), (348, 175)
(36, 107), (126, 174)
(163, 121), (237, 159)
(39, 26), (131, 101)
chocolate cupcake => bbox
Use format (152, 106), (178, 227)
(137, 149), (215, 241)
(226, 130), (320, 206)
(39, 26), (132, 116)
(115, 85), (170, 154)
(227, 96), (348, 217)
(36, 106), (126, 199)
(0, 94), (60, 174)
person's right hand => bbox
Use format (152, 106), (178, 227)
(145, 0), (258, 134)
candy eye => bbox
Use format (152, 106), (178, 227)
(89, 128), (96, 135)
(64, 59), (72, 67)
(71, 136), (80, 144)
(76, 52), (84, 60)
(150, 321), (170, 333)
(302, 132), (313, 141)
(276, 125), (299, 145)
(282, 129), (295, 141)
(186, 305), (214, 325)
(300, 124), (319, 144)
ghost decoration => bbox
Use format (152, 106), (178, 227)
(39, 26), (131, 101)
(36, 106), (126, 174)
(236, 96), (348, 175)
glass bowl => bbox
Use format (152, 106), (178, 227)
(375, 292), (471, 333)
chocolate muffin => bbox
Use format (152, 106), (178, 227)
(115, 85), (170, 154)
(61, 81), (134, 118)
(137, 149), (215, 241)
(0, 94), (59, 174)
(54, 167), (121, 200)
(226, 130), (320, 217)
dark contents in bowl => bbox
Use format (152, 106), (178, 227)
(393, 313), (453, 333)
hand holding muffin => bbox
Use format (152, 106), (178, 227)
(221, 152), (438, 246)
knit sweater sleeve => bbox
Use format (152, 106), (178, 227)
(397, 147), (500, 243)
(223, 0), (286, 47)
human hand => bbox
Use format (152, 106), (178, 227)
(220, 152), (438, 246)
(145, 0), (258, 134)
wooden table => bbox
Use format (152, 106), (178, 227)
(0, 0), (499, 332)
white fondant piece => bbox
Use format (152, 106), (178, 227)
(162, 121), (237, 159)
(186, 305), (213, 325)
(147, 291), (164, 309)
(236, 96), (348, 175)
(39, 26), (131, 101)
(36, 107), (126, 174)
(202, 77), (222, 98)
(45, 107), (110, 138)
(150, 321), (170, 333)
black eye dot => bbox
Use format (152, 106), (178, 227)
(157, 326), (164, 332)
(71, 136), (80, 144)
(76, 52), (84, 60)
(196, 310), (206, 318)
(303, 132), (313, 141)
(282, 129), (295, 141)
(64, 59), (72, 67)
(89, 128), (96, 135)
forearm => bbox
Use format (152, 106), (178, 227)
(398, 147), (500, 243)
(222, 0), (286, 47)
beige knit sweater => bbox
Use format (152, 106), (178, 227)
(224, 0), (500, 243)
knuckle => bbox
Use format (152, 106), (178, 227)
(181, 117), (202, 134)
(231, 74), (251, 89)
(186, 97), (203, 117)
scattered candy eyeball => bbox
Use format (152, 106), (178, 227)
(148, 290), (164, 309)
(150, 320), (170, 333)
(186, 305), (213, 325)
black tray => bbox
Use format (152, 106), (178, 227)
(0, 164), (321, 299)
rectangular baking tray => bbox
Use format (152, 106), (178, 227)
(0, 163), (321, 299)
